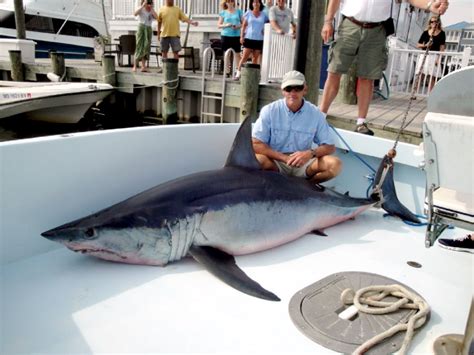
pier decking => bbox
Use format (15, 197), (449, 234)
(0, 58), (427, 144)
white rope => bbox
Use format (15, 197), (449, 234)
(340, 285), (430, 355)
(98, 77), (180, 91)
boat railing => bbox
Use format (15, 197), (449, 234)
(260, 23), (296, 84)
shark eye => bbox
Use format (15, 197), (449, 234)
(84, 228), (96, 239)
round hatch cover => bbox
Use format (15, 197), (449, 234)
(289, 271), (429, 354)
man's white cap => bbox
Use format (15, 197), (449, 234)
(281, 70), (305, 89)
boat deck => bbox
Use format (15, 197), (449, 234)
(2, 208), (471, 354)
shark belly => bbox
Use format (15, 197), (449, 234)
(194, 199), (369, 256)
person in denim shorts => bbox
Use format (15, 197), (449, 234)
(320, 0), (449, 135)
(252, 71), (342, 184)
(157, 0), (198, 59)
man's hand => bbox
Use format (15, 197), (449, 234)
(321, 22), (334, 44)
(431, 0), (449, 15)
(286, 150), (313, 167)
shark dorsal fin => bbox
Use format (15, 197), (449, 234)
(225, 116), (261, 170)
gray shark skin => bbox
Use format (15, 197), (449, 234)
(42, 117), (416, 301)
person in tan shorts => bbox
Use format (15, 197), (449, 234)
(320, 0), (449, 135)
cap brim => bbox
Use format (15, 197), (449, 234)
(281, 79), (305, 89)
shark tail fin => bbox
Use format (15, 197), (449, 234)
(189, 245), (280, 302)
(372, 154), (421, 224)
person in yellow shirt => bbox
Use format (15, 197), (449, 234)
(157, 0), (198, 59)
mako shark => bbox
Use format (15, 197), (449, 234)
(42, 117), (419, 301)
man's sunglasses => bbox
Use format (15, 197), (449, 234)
(283, 85), (304, 92)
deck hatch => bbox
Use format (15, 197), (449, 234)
(289, 271), (429, 354)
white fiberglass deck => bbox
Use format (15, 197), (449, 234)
(1, 124), (472, 354)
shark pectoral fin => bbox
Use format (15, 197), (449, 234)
(311, 230), (328, 237)
(188, 245), (280, 302)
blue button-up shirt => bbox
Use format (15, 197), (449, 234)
(252, 99), (335, 153)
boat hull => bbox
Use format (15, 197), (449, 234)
(0, 82), (114, 123)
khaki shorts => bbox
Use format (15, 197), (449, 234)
(328, 18), (388, 80)
(274, 157), (316, 178)
(161, 36), (182, 53)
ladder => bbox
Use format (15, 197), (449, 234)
(200, 47), (236, 123)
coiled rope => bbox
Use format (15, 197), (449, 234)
(341, 285), (430, 355)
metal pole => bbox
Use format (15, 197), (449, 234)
(13, 0), (26, 39)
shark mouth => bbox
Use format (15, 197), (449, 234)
(67, 246), (128, 260)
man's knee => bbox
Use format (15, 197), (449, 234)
(312, 155), (342, 178)
(255, 154), (278, 171)
(327, 156), (343, 177)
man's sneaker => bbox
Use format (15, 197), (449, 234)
(354, 122), (374, 135)
(438, 234), (474, 253)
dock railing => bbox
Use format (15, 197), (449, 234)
(261, 24), (296, 84)
(385, 47), (472, 97)
(110, 0), (300, 19)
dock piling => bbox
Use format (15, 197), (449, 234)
(50, 52), (65, 80)
(9, 50), (24, 81)
(239, 63), (260, 123)
(162, 58), (179, 124)
(101, 55), (116, 86)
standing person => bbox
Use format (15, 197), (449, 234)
(320, 0), (449, 135)
(217, 0), (243, 76)
(263, 0), (273, 17)
(416, 16), (446, 92)
(132, 0), (158, 72)
(234, 0), (269, 80)
(269, 0), (296, 39)
(157, 0), (198, 60)
(252, 71), (342, 183)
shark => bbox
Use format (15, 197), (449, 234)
(42, 117), (419, 301)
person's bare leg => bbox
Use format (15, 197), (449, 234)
(357, 78), (374, 119)
(255, 154), (279, 171)
(320, 72), (342, 114)
(306, 156), (342, 183)
(173, 51), (179, 60)
(252, 50), (261, 64)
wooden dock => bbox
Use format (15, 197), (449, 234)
(0, 58), (426, 144)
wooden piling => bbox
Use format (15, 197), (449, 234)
(9, 50), (24, 81)
(239, 63), (260, 123)
(162, 58), (179, 124)
(13, 0), (26, 39)
(336, 63), (358, 105)
(304, 0), (325, 104)
(101, 55), (116, 86)
(50, 52), (65, 79)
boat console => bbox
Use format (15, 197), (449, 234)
(422, 66), (474, 247)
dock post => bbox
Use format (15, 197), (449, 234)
(162, 58), (179, 124)
(9, 50), (24, 81)
(239, 63), (260, 123)
(336, 63), (357, 105)
(101, 55), (116, 86)
(50, 52), (66, 80)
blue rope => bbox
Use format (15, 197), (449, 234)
(383, 213), (455, 229)
(330, 125), (377, 174)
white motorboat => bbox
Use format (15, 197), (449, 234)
(0, 69), (472, 354)
(0, 0), (109, 58)
(0, 80), (114, 123)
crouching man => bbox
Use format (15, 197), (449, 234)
(252, 70), (342, 183)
